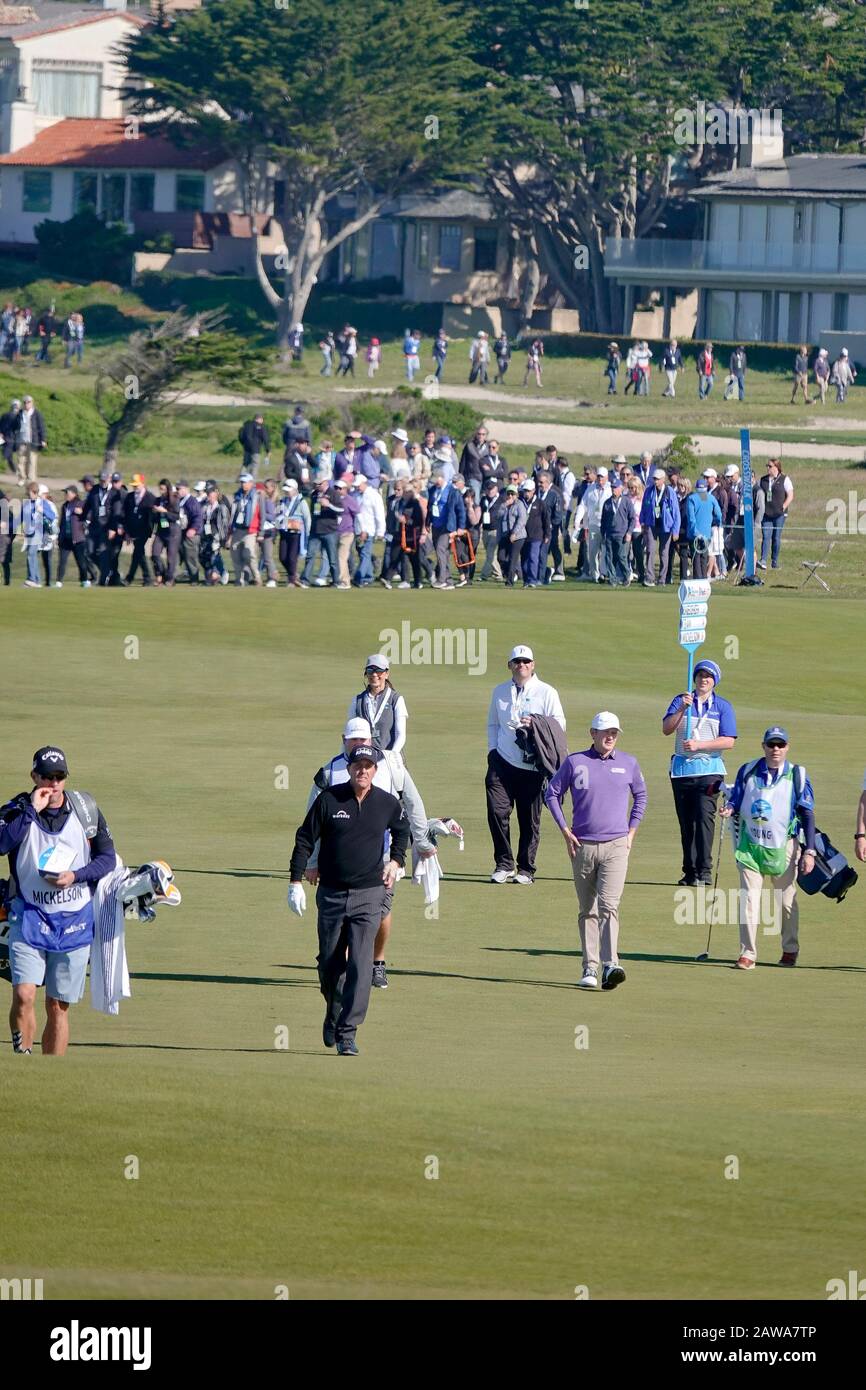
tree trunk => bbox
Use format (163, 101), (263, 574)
(519, 240), (541, 333)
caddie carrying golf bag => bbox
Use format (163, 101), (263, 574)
(797, 829), (858, 902)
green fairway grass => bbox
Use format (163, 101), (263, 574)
(1, 587), (864, 1299)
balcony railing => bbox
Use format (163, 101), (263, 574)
(605, 238), (866, 275)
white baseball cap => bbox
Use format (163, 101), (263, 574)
(724, 464), (739, 477)
(365, 653), (390, 671)
(391, 428), (409, 443)
(373, 439), (387, 452)
(596, 466), (609, 476)
(509, 645), (534, 663)
(703, 468), (718, 478)
(591, 710), (622, 731)
(343, 717), (372, 740)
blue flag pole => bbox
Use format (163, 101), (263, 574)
(685, 647), (695, 739)
(740, 427), (755, 580)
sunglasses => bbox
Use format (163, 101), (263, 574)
(38, 773), (66, 782)
(511, 658), (532, 666)
(764, 741), (787, 749)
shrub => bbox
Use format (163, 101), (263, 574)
(3, 377), (105, 454)
(34, 210), (135, 285)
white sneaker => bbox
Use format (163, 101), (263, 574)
(220, 572), (230, 585)
(490, 869), (515, 884)
(578, 967), (599, 989)
(54, 581), (62, 588)
(314, 578), (329, 587)
(397, 581), (410, 589)
(551, 572), (565, 581)
(513, 872), (534, 885)
(81, 580), (92, 588)
(23, 580), (40, 587)
(336, 582), (351, 590)
(266, 580), (277, 588)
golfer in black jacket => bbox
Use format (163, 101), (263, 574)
(288, 745), (409, 1055)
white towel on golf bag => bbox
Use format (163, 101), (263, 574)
(90, 859), (131, 1016)
(412, 851), (442, 906)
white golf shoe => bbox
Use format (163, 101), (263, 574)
(490, 869), (515, 884)
(578, 967), (599, 988)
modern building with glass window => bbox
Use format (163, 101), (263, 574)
(604, 134), (866, 347)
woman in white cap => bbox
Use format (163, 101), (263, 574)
(813, 347), (831, 404)
(831, 347), (856, 403)
(347, 656), (408, 756)
(22, 481), (58, 587)
(277, 478), (311, 587)
(469, 331), (490, 386)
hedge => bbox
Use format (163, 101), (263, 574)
(3, 376), (106, 454)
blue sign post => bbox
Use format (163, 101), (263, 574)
(678, 578), (712, 739)
(740, 428), (755, 581)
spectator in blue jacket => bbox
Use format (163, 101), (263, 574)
(684, 480), (722, 579)
(426, 469), (466, 589)
(600, 476), (638, 586)
(639, 468), (680, 586)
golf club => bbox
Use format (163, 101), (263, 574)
(696, 793), (727, 960)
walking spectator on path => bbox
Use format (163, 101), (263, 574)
(813, 347), (831, 404)
(636, 340), (652, 395)
(366, 338), (381, 378)
(62, 312), (85, 368)
(728, 345), (747, 400)
(661, 339), (683, 397)
(288, 323), (304, 361)
(319, 331), (335, 376)
(544, 710), (646, 990)
(605, 341), (621, 394)
(623, 342), (639, 395)
(1, 398), (19, 477)
(697, 341), (715, 399)
(523, 336), (544, 389)
(403, 328), (421, 383)
(757, 457), (793, 571)
(791, 344), (812, 404)
(469, 331), (490, 386)
(831, 347), (856, 403)
(34, 311), (56, 364)
(493, 332), (511, 384)
(432, 329), (449, 380)
(238, 414), (270, 479)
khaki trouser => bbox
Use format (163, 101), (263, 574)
(231, 529), (261, 585)
(572, 835), (630, 968)
(737, 838), (800, 961)
(337, 531), (354, 585)
(17, 442), (38, 485)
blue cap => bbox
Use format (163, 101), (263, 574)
(763, 726), (789, 745)
(694, 659), (721, 684)
(696, 479), (708, 491)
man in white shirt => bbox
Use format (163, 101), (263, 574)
(352, 475), (385, 586)
(485, 645), (566, 884)
(574, 465), (611, 582)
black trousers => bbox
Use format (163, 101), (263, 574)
(498, 537), (524, 585)
(0, 533), (12, 584)
(127, 536), (152, 585)
(57, 542), (89, 582)
(316, 884), (385, 1042)
(485, 749), (545, 876)
(671, 774), (721, 880)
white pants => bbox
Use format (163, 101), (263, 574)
(737, 839), (800, 960)
(586, 529), (605, 579)
(665, 369), (677, 396)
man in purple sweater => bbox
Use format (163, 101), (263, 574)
(544, 711), (647, 991)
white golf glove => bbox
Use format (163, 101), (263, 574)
(287, 882), (306, 916)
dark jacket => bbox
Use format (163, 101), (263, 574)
(459, 439), (489, 485)
(729, 349), (747, 374)
(282, 449), (311, 488)
(283, 413), (312, 449)
(309, 485), (343, 537)
(539, 484), (563, 529)
(0, 407), (20, 444)
(15, 407), (46, 449)
(122, 489), (156, 540)
(480, 451), (506, 483)
(480, 491), (503, 531)
(59, 498), (87, 548)
(523, 495), (551, 543)
(178, 493), (203, 535)
(524, 714), (569, 780)
(238, 419), (270, 454)
(601, 492), (637, 539)
(107, 485), (127, 531)
(289, 782), (409, 890)
(83, 483), (113, 539)
(427, 481), (466, 534)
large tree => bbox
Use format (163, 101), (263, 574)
(123, 0), (489, 353)
(472, 0), (866, 333)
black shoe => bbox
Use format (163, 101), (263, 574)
(601, 965), (626, 991)
(372, 960), (388, 989)
(336, 1037), (359, 1056)
(677, 874), (697, 886)
(697, 874), (712, 886)
(323, 1017), (336, 1048)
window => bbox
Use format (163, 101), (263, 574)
(832, 292), (848, 332)
(73, 172), (98, 213)
(101, 173), (126, 223)
(416, 221), (431, 269)
(473, 226), (497, 271)
(175, 173), (205, 211)
(22, 171), (51, 214)
(438, 223), (462, 270)
(32, 61), (100, 118)
(130, 174), (155, 213)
